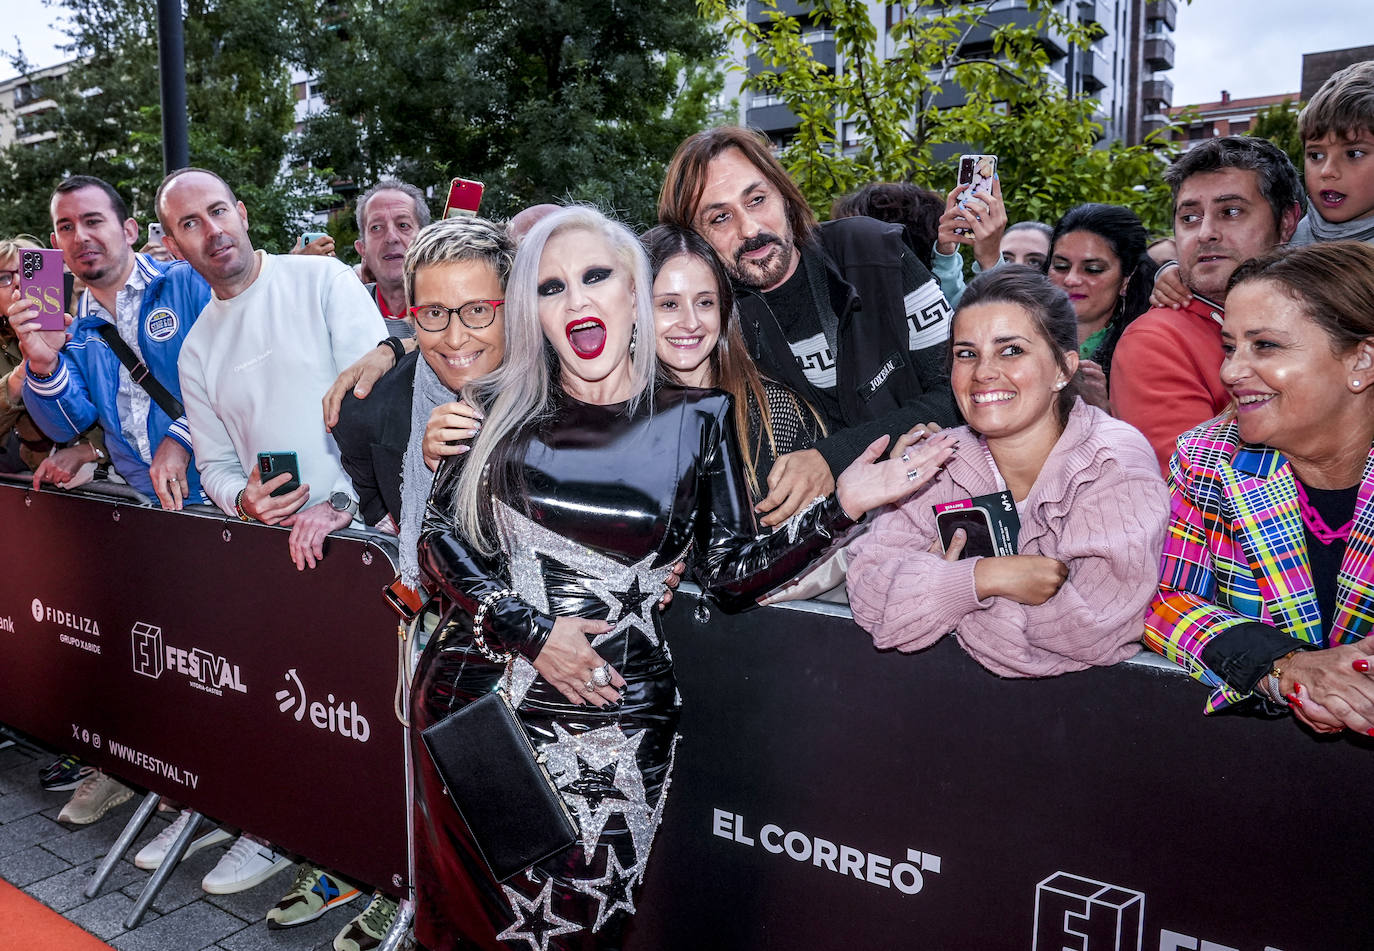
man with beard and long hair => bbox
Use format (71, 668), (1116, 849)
(659, 127), (960, 529)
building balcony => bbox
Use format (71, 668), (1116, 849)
(1141, 114), (1171, 138)
(1145, 0), (1178, 31)
(1144, 36), (1175, 71)
(746, 101), (802, 137)
(748, 0), (809, 22)
(1075, 0), (1104, 25)
(1078, 49), (1109, 93)
(1142, 76), (1174, 111)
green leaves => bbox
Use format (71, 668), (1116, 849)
(701, 0), (1180, 234)
(0, 0), (327, 250)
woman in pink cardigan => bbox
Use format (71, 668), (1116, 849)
(848, 267), (1169, 677)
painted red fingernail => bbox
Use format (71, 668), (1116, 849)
(1367, 729), (1374, 737)
(1286, 694), (1302, 708)
(1354, 658), (1370, 672)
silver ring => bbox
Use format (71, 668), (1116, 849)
(584, 682), (595, 694)
(590, 664), (611, 688)
(906, 468), (921, 482)
(901, 450), (910, 464)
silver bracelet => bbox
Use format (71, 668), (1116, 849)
(471, 588), (516, 664)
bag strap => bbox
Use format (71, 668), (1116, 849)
(93, 323), (184, 420)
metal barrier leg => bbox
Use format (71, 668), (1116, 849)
(85, 791), (160, 899)
(378, 898), (414, 951)
(122, 809), (206, 929)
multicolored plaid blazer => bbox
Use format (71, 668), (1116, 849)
(1144, 415), (1374, 712)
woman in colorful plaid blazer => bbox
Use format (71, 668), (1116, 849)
(1144, 242), (1374, 734)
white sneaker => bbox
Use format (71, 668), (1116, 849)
(201, 834), (292, 894)
(134, 809), (233, 870)
(57, 771), (134, 825)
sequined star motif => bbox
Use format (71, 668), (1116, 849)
(496, 877), (581, 951)
(571, 849), (642, 932)
(496, 501), (667, 649)
(542, 723), (654, 865)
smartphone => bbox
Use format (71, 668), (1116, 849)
(298, 231), (329, 249)
(957, 154), (998, 197)
(444, 178), (484, 218)
(936, 508), (996, 560)
(257, 451), (301, 497)
(18, 248), (67, 332)
(148, 222), (165, 244)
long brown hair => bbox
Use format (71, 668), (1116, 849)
(642, 224), (822, 497)
(657, 126), (816, 246)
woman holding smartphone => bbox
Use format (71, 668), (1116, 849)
(847, 267), (1169, 677)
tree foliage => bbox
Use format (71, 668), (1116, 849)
(292, 0), (725, 228)
(701, 0), (1181, 233)
(0, 0), (326, 250)
(1250, 98), (1304, 173)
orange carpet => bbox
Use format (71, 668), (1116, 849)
(0, 877), (113, 949)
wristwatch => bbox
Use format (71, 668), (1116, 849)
(329, 491), (358, 518)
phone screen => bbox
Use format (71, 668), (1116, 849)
(936, 508), (995, 559)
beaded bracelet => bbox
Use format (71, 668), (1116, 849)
(471, 588), (516, 663)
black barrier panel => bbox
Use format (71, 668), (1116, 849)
(632, 596), (1374, 951)
(0, 484), (407, 896)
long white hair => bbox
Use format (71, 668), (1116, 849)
(450, 205), (659, 554)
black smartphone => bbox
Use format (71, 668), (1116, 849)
(257, 451), (301, 497)
(936, 507), (996, 559)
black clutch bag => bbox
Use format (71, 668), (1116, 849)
(420, 690), (578, 881)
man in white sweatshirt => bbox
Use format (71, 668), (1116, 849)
(157, 167), (385, 571)
(152, 167), (386, 908)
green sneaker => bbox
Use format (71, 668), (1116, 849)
(333, 892), (400, 951)
(265, 864), (361, 929)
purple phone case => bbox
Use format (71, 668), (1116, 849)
(18, 248), (66, 332)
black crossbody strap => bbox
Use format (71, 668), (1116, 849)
(93, 323), (185, 420)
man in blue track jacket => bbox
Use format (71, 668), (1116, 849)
(7, 175), (210, 508)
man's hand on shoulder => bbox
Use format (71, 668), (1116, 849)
(323, 340), (411, 431)
(756, 448), (836, 528)
(282, 500), (353, 570)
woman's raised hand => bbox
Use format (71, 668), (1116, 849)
(835, 432), (957, 520)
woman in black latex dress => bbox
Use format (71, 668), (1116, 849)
(409, 206), (956, 951)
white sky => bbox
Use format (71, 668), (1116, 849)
(3, 0), (1373, 103)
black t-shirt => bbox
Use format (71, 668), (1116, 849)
(1298, 479), (1359, 638)
(758, 253), (842, 426)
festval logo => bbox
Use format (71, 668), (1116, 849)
(31, 598), (42, 623)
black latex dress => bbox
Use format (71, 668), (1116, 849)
(410, 384), (855, 951)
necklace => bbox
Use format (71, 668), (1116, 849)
(1293, 479), (1354, 545)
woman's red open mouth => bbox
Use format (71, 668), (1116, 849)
(566, 317), (607, 359)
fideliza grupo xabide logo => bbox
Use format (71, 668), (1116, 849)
(129, 621), (246, 696)
(32, 597), (101, 654)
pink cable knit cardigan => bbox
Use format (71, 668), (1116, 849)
(847, 399), (1168, 678)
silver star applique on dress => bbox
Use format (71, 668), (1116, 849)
(542, 723), (654, 865)
(496, 501), (667, 649)
(570, 849), (642, 933)
(496, 877), (581, 951)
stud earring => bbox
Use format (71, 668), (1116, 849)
(1053, 380), (1067, 391)
(1354, 379), (1363, 388)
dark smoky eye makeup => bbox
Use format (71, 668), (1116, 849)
(584, 267), (612, 284)
(537, 279), (564, 297)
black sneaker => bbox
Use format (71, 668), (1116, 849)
(40, 755), (92, 792)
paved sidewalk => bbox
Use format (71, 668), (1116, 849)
(0, 740), (364, 951)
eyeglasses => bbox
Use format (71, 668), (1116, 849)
(0, 271), (17, 288)
(407, 299), (504, 332)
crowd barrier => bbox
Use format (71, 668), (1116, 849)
(1, 479), (1370, 950)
